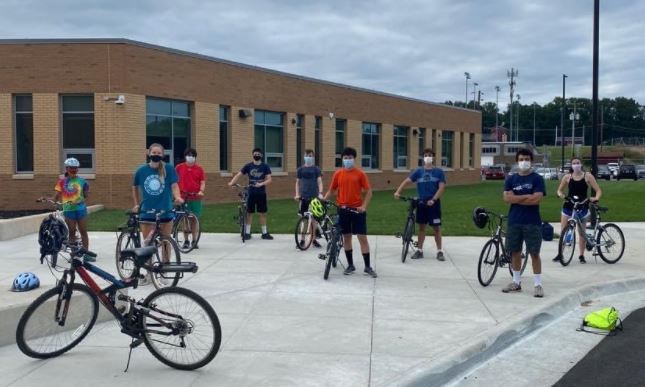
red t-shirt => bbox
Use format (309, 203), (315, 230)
(176, 162), (206, 201)
(329, 168), (370, 208)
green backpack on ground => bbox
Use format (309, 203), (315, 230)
(577, 306), (623, 336)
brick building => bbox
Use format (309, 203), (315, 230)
(0, 39), (482, 210)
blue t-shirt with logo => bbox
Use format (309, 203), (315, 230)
(504, 172), (546, 225)
(133, 163), (178, 218)
(241, 162), (272, 195)
(409, 167), (446, 200)
(297, 165), (322, 199)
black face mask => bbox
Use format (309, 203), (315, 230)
(149, 155), (163, 163)
(253, 155), (262, 161)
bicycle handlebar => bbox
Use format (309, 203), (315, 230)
(321, 200), (360, 214)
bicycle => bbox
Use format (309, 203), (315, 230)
(172, 196), (202, 253)
(557, 197), (625, 266)
(317, 202), (360, 280)
(294, 199), (333, 251)
(232, 184), (251, 243)
(16, 242), (221, 371)
(473, 208), (529, 287)
(115, 209), (182, 289)
(395, 196), (421, 263)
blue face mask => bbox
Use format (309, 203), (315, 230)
(304, 156), (314, 166)
(342, 158), (354, 169)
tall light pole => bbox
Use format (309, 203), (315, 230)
(507, 68), (518, 141)
(570, 101), (579, 157)
(516, 94), (521, 141)
(495, 86), (500, 130)
(473, 82), (479, 109)
(533, 102), (537, 146)
(591, 0), (600, 178)
(561, 74), (568, 171)
(464, 72), (471, 107)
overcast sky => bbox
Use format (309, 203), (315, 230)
(1, 0), (643, 109)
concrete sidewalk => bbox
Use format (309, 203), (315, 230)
(0, 224), (644, 387)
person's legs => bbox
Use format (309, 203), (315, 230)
(357, 234), (369, 254)
(159, 221), (173, 263)
(77, 216), (89, 249)
(417, 224), (427, 250)
(525, 224), (544, 297)
(554, 213), (569, 261)
(503, 225), (523, 293)
(246, 194), (257, 235)
(64, 217), (78, 243)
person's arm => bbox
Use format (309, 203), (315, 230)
(228, 171), (243, 186)
(294, 179), (301, 200)
(394, 177), (413, 198)
(259, 174), (272, 187)
(556, 175), (569, 199)
(132, 186), (140, 211)
(324, 173), (338, 200)
(172, 183), (184, 204)
(427, 181), (446, 206)
(317, 176), (324, 198)
(587, 174), (602, 201)
(360, 188), (373, 212)
(199, 180), (206, 197)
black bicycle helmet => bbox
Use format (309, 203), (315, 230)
(38, 215), (69, 261)
(472, 207), (489, 229)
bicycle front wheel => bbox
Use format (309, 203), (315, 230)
(239, 206), (246, 243)
(294, 216), (314, 251)
(596, 223), (625, 264)
(558, 224), (577, 266)
(16, 283), (99, 359)
(324, 233), (339, 280)
(173, 214), (201, 253)
(477, 239), (499, 287)
(142, 287), (221, 370)
(150, 236), (181, 289)
(401, 217), (414, 263)
(116, 231), (138, 280)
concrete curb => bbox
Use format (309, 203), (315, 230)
(0, 205), (104, 241)
(379, 276), (645, 387)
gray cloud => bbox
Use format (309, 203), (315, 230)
(1, 0), (643, 108)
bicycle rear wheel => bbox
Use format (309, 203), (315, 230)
(477, 239), (499, 287)
(150, 236), (181, 289)
(239, 206), (246, 243)
(558, 224), (577, 266)
(116, 231), (138, 280)
(16, 283), (98, 359)
(596, 223), (625, 264)
(142, 287), (221, 370)
(173, 214), (201, 253)
(294, 216), (314, 251)
(401, 217), (414, 263)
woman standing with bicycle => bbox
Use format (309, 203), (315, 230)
(176, 147), (206, 249)
(553, 157), (602, 264)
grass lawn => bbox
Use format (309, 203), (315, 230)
(88, 180), (645, 236)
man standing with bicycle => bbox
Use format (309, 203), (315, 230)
(228, 148), (273, 240)
(176, 147), (206, 249)
(324, 147), (377, 278)
(502, 148), (546, 298)
(295, 149), (324, 248)
(394, 148), (446, 261)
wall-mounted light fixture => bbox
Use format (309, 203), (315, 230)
(291, 118), (297, 125)
(103, 94), (126, 105)
(412, 129), (418, 136)
(239, 109), (252, 118)
(328, 112), (335, 120)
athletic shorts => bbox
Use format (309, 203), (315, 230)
(338, 208), (367, 235)
(64, 209), (87, 221)
(506, 224), (542, 256)
(247, 192), (268, 213)
(416, 200), (442, 226)
(562, 207), (589, 219)
(299, 198), (317, 215)
(186, 200), (203, 218)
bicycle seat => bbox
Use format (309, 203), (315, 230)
(120, 246), (157, 267)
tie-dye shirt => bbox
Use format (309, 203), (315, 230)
(55, 176), (89, 212)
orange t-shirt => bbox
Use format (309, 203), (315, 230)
(329, 168), (370, 208)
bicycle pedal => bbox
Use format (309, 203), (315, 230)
(129, 338), (143, 348)
(318, 254), (327, 260)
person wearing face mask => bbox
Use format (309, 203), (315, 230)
(393, 149), (447, 261)
(175, 148), (206, 249)
(228, 148), (273, 240)
(295, 149), (324, 248)
(50, 157), (92, 260)
(324, 147), (377, 278)
(502, 148), (546, 298)
(553, 158), (602, 264)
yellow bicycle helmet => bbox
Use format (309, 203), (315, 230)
(308, 198), (325, 218)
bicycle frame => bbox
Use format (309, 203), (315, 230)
(566, 201), (602, 248)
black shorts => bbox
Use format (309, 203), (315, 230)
(247, 192), (268, 213)
(299, 198), (313, 215)
(416, 200), (442, 226)
(338, 209), (367, 235)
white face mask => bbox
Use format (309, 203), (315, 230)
(518, 160), (531, 171)
(423, 156), (433, 165)
(185, 156), (196, 164)
(571, 163), (582, 172)
(304, 156), (314, 166)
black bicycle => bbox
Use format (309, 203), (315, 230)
(473, 208), (529, 287)
(115, 209), (182, 289)
(557, 197), (625, 266)
(172, 197), (202, 253)
(396, 196), (421, 263)
(317, 202), (360, 280)
(16, 241), (220, 371)
(232, 184), (251, 243)
(294, 199), (333, 251)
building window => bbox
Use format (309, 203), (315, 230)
(315, 116), (322, 166)
(418, 128), (426, 166)
(14, 95), (33, 173)
(469, 134), (475, 167)
(296, 114), (304, 167)
(255, 110), (284, 170)
(362, 122), (380, 169)
(482, 146), (498, 154)
(146, 97), (191, 165)
(335, 119), (346, 167)
(219, 105), (229, 171)
(441, 131), (453, 167)
(62, 95), (95, 172)
(393, 125), (409, 169)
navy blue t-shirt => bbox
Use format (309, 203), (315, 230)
(297, 165), (322, 199)
(504, 172), (546, 225)
(241, 162), (272, 194)
(409, 167), (446, 201)
(133, 163), (179, 218)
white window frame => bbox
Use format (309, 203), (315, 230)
(63, 148), (95, 174)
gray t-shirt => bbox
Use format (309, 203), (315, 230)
(297, 165), (322, 199)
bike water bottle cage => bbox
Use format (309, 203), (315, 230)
(472, 207), (489, 229)
(11, 272), (40, 292)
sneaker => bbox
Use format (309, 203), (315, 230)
(502, 282), (522, 293)
(182, 241), (190, 249)
(192, 242), (199, 250)
(436, 251), (445, 261)
(579, 255), (587, 264)
(364, 267), (378, 278)
(343, 265), (356, 275)
(411, 251), (424, 260)
(243, 233), (252, 240)
(552, 255), (563, 262)
(313, 240), (322, 248)
(261, 233), (274, 240)
(534, 285), (544, 298)
(83, 253), (96, 262)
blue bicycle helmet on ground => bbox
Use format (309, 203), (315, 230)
(11, 272), (40, 292)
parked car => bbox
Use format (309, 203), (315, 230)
(617, 164), (637, 181)
(607, 162), (619, 177)
(536, 167), (558, 180)
(482, 165), (506, 180)
(597, 165), (612, 181)
(636, 165), (645, 180)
